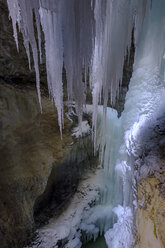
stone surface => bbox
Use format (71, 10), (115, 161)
(0, 81), (95, 248)
(134, 112), (165, 248)
(0, 0), (46, 82)
(114, 31), (135, 117)
(135, 175), (165, 248)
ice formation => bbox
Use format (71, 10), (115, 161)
(25, 106), (123, 248)
(71, 120), (91, 138)
(105, 205), (134, 248)
(25, 172), (101, 248)
(6, 0), (165, 248)
(104, 1), (165, 247)
(6, 0), (147, 136)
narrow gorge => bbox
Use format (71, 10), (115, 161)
(0, 0), (165, 248)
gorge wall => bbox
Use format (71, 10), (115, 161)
(134, 112), (165, 248)
(0, 81), (96, 248)
(1, 0), (165, 248)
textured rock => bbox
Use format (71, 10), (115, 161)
(135, 175), (165, 248)
(134, 112), (165, 248)
(0, 81), (95, 248)
(114, 31), (135, 117)
(0, 0), (46, 84)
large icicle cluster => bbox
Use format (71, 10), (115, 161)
(6, 0), (146, 134)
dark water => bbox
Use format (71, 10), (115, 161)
(82, 236), (107, 248)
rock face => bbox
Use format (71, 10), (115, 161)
(134, 112), (165, 248)
(114, 32), (135, 117)
(0, 0), (46, 84)
(0, 82), (95, 248)
(135, 175), (165, 248)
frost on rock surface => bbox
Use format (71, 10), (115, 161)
(72, 120), (91, 138)
(6, 0), (147, 135)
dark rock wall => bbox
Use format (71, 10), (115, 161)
(0, 82), (69, 247)
(0, 0), (46, 84)
(0, 82), (95, 248)
(114, 32), (135, 117)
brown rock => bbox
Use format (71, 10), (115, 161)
(0, 82), (95, 248)
(135, 174), (165, 248)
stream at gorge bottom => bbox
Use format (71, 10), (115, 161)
(82, 236), (107, 248)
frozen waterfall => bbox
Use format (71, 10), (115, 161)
(105, 0), (165, 247)
(6, 0), (165, 247)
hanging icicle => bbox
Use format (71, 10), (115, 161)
(6, 0), (147, 137)
(90, 0), (147, 148)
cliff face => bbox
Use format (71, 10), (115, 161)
(135, 175), (165, 248)
(0, 0), (46, 84)
(134, 112), (165, 248)
(0, 82), (95, 248)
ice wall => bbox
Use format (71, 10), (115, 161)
(6, 0), (146, 136)
(105, 0), (165, 247)
(82, 106), (123, 238)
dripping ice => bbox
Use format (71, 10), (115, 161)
(6, 0), (146, 139)
(6, 0), (165, 248)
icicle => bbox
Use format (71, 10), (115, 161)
(34, 8), (42, 64)
(7, 0), (42, 110)
(39, 2), (64, 133)
(6, 0), (20, 51)
(62, 0), (95, 130)
(90, 0), (147, 151)
(6, 0), (147, 135)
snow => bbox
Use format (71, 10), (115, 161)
(72, 121), (91, 138)
(25, 172), (101, 248)
(105, 205), (134, 248)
